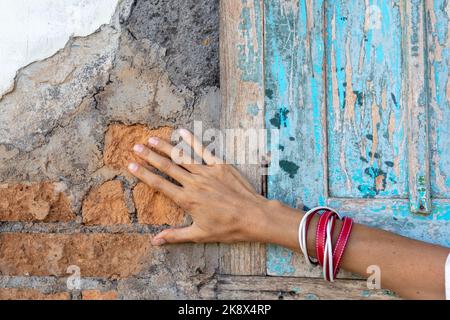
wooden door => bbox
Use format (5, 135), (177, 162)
(265, 0), (450, 276)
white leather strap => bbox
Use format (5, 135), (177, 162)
(299, 206), (340, 266)
(323, 215), (335, 281)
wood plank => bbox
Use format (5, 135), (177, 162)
(265, 0), (449, 277)
(426, 0), (450, 199)
(207, 275), (399, 300)
(264, 0), (329, 277)
(404, 0), (431, 214)
(327, 0), (407, 199)
(327, 198), (450, 247)
(219, 0), (266, 276)
(265, 0), (327, 208)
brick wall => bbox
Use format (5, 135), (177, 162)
(0, 0), (220, 299)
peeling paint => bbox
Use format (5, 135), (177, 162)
(266, 0), (450, 276)
(0, 0), (120, 98)
(0, 0), (220, 298)
(237, 0), (263, 83)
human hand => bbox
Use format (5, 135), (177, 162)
(127, 128), (278, 246)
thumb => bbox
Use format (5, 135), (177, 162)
(151, 225), (203, 245)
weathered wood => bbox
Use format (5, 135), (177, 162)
(219, 0), (266, 276)
(264, 0), (329, 277)
(426, 0), (450, 199)
(404, 0), (431, 214)
(265, 0), (450, 277)
(201, 275), (399, 300)
(265, 0), (327, 208)
(327, 198), (450, 247)
(327, 0), (407, 200)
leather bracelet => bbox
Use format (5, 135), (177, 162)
(332, 216), (353, 279)
(299, 206), (336, 266)
(299, 206), (350, 282)
(298, 209), (319, 265)
(315, 208), (343, 281)
(316, 210), (333, 267)
(324, 214), (337, 281)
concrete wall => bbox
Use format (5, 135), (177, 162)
(0, 0), (220, 300)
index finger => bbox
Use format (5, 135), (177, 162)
(179, 129), (222, 165)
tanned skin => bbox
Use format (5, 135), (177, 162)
(127, 128), (449, 300)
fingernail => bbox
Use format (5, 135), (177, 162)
(148, 137), (159, 146)
(152, 238), (166, 246)
(128, 162), (139, 172)
(133, 144), (144, 153)
(179, 128), (189, 137)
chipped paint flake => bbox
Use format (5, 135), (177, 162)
(0, 0), (120, 98)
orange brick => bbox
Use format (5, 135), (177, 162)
(103, 124), (173, 172)
(0, 288), (70, 300)
(0, 182), (75, 222)
(82, 290), (118, 300)
(82, 180), (130, 225)
(133, 182), (185, 225)
(0, 233), (153, 278)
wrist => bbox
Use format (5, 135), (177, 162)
(248, 198), (303, 251)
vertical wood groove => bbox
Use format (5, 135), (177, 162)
(404, 0), (431, 214)
(219, 0), (266, 276)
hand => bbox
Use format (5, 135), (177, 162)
(127, 128), (276, 246)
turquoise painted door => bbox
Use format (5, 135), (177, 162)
(265, 0), (450, 276)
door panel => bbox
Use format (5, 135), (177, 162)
(326, 0), (407, 199)
(265, 0), (450, 277)
(428, 0), (450, 198)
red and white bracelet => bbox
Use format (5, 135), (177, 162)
(298, 206), (353, 282)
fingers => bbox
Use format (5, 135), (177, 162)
(179, 129), (221, 165)
(148, 136), (201, 173)
(133, 144), (191, 184)
(128, 162), (183, 202)
(151, 224), (205, 245)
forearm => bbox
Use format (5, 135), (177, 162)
(128, 130), (448, 300)
(252, 200), (449, 299)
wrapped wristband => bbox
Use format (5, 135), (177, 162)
(324, 214), (337, 281)
(298, 206), (335, 266)
(298, 208), (319, 265)
(316, 210), (333, 267)
(299, 206), (352, 282)
(332, 216), (353, 278)
(316, 210), (341, 281)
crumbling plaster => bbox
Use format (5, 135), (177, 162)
(0, 0), (120, 98)
(0, 0), (221, 299)
(0, 0), (220, 199)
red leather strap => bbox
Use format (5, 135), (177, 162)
(315, 210), (333, 267)
(332, 216), (353, 278)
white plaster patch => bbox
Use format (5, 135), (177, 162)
(0, 0), (119, 97)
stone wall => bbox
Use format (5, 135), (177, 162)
(0, 0), (220, 299)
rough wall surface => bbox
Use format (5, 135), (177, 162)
(0, 0), (220, 299)
(0, 0), (120, 97)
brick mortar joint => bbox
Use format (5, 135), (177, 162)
(0, 222), (168, 234)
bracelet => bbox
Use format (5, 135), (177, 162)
(298, 206), (337, 266)
(324, 213), (337, 281)
(332, 216), (353, 278)
(316, 210), (340, 281)
(298, 207), (320, 265)
(299, 206), (352, 282)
